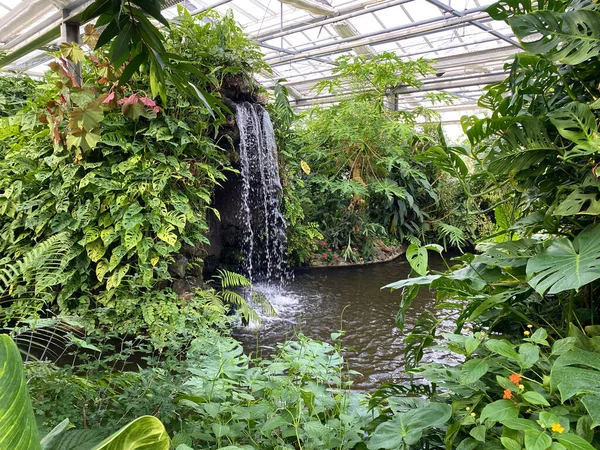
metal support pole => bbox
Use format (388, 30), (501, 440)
(60, 9), (82, 85)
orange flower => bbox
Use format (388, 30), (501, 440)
(509, 373), (522, 385)
(503, 389), (513, 399)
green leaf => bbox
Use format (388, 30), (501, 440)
(106, 264), (129, 290)
(555, 433), (596, 450)
(406, 243), (427, 276)
(524, 429), (552, 450)
(461, 359), (489, 385)
(66, 129), (102, 152)
(470, 425), (487, 442)
(367, 402), (451, 449)
(480, 400), (519, 424)
(0, 334), (41, 450)
(523, 391), (550, 406)
(86, 239), (107, 263)
(509, 10), (600, 65)
(90, 415), (169, 450)
(554, 189), (600, 216)
(502, 418), (540, 431)
(485, 339), (520, 361)
(519, 343), (540, 369)
(525, 328), (549, 346)
(581, 395), (600, 428)
(501, 436), (522, 450)
(527, 225), (600, 294)
(551, 348), (600, 423)
(59, 42), (85, 64)
(548, 102), (600, 158)
(69, 103), (104, 132)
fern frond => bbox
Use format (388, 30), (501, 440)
(216, 269), (251, 289)
(252, 290), (277, 317)
(436, 222), (466, 251)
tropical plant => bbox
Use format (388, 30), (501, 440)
(378, 0), (600, 447)
(0, 334), (170, 450)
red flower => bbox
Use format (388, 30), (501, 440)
(509, 373), (522, 385)
(333, 254), (338, 259)
(323, 254), (327, 259)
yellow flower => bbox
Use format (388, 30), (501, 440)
(519, 384), (525, 390)
(551, 423), (565, 434)
(470, 412), (476, 417)
(527, 324), (533, 328)
(465, 407), (470, 411)
(524, 330), (531, 336)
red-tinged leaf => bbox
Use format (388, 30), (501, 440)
(102, 92), (115, 104)
(98, 77), (109, 84)
(53, 125), (62, 144)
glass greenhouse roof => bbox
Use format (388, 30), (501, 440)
(0, 0), (521, 131)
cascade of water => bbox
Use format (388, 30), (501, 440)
(235, 102), (287, 284)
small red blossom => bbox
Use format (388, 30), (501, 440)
(509, 373), (522, 385)
(320, 241), (327, 247)
(333, 254), (338, 259)
(323, 254), (327, 259)
(503, 389), (512, 399)
(327, 248), (332, 252)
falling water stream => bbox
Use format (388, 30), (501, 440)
(235, 102), (287, 284)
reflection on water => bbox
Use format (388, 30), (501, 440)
(234, 255), (459, 391)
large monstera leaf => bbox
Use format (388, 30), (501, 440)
(509, 10), (600, 65)
(0, 334), (41, 450)
(527, 225), (600, 294)
(548, 102), (600, 159)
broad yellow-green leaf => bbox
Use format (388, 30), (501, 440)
(406, 243), (428, 276)
(59, 42), (85, 64)
(157, 225), (177, 246)
(66, 128), (102, 152)
(124, 226), (143, 251)
(86, 239), (107, 263)
(106, 264), (129, 290)
(96, 259), (109, 282)
(91, 415), (169, 450)
(69, 103), (104, 131)
(0, 334), (41, 450)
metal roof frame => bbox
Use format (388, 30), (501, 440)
(0, 0), (520, 127)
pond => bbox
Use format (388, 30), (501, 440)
(234, 255), (457, 391)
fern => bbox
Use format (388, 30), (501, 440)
(0, 232), (72, 297)
(436, 221), (467, 251)
(214, 270), (276, 324)
(216, 270), (251, 289)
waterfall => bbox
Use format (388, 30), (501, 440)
(235, 102), (287, 284)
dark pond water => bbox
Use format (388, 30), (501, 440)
(234, 255), (458, 391)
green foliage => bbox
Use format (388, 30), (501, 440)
(80, 0), (220, 111)
(0, 75), (38, 117)
(380, 0), (600, 447)
(1, 334), (170, 450)
(0, 334), (40, 450)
